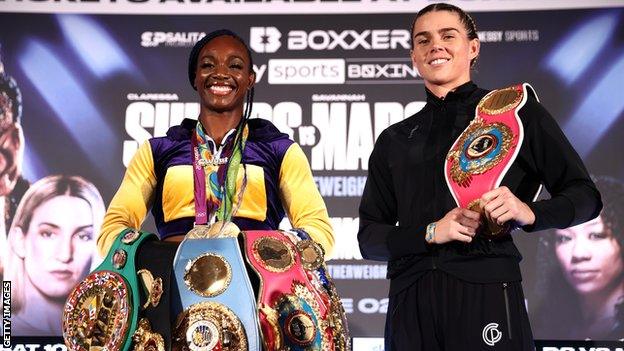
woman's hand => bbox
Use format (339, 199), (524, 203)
(481, 186), (535, 227)
(429, 207), (480, 244)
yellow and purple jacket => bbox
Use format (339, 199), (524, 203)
(98, 118), (333, 257)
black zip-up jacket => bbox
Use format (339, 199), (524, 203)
(358, 81), (602, 295)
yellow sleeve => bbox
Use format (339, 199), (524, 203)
(279, 143), (334, 257)
(97, 141), (156, 257)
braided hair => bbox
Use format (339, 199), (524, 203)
(0, 73), (23, 123)
(410, 3), (480, 67)
(188, 29), (256, 219)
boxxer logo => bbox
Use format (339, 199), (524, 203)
(250, 27), (282, 53)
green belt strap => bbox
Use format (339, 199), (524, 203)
(97, 228), (158, 351)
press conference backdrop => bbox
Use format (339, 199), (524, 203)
(0, 0), (623, 349)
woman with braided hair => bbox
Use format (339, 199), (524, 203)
(98, 29), (333, 256)
(96, 29), (335, 347)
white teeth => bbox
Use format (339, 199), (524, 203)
(209, 85), (233, 95)
(210, 85), (232, 92)
(430, 58), (449, 65)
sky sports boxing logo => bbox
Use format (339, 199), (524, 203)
(267, 58), (419, 85)
(268, 59), (345, 84)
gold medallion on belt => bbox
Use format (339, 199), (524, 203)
(62, 271), (131, 351)
(477, 85), (523, 115)
(173, 301), (247, 351)
(252, 236), (296, 273)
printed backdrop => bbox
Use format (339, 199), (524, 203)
(1, 1), (623, 349)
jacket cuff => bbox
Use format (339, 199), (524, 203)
(522, 196), (575, 232)
(385, 224), (428, 259)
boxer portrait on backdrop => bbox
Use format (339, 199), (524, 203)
(3, 175), (104, 336)
(533, 176), (624, 340)
(0, 65), (30, 279)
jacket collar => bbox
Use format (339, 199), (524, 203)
(166, 118), (196, 141)
(425, 81), (478, 106)
(165, 117), (289, 143)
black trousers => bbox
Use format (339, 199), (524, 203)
(385, 270), (534, 351)
(136, 240), (179, 351)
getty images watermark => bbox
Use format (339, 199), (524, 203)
(2, 281), (10, 347)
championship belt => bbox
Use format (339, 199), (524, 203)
(171, 237), (261, 351)
(243, 230), (346, 351)
(285, 229), (350, 351)
(63, 228), (161, 351)
(445, 83), (537, 236)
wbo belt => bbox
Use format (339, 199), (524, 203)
(171, 236), (261, 351)
(63, 228), (162, 351)
(445, 83), (539, 236)
(243, 229), (349, 351)
(287, 229), (350, 351)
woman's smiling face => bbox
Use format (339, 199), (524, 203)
(194, 35), (255, 114)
